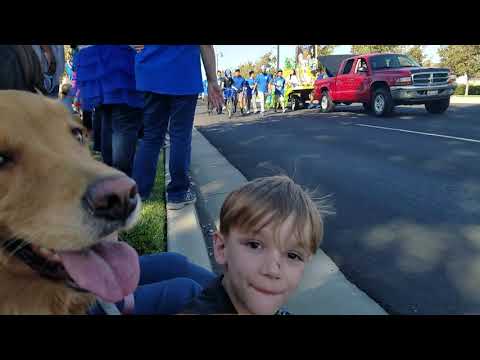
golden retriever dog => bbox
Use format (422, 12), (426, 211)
(0, 90), (141, 314)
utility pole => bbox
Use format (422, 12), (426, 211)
(277, 45), (280, 70)
(216, 51), (223, 71)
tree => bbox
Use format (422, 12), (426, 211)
(256, 51), (277, 71)
(284, 57), (295, 70)
(406, 45), (425, 66)
(351, 45), (405, 55)
(237, 51), (277, 78)
(438, 45), (480, 95)
(315, 45), (336, 56)
(238, 61), (256, 79)
(422, 58), (433, 68)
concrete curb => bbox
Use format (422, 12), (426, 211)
(188, 127), (387, 315)
(165, 146), (212, 272)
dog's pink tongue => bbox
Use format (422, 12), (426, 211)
(58, 241), (140, 303)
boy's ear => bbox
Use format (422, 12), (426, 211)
(213, 231), (227, 265)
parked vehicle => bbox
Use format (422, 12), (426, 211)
(313, 53), (457, 116)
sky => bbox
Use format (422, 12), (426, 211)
(207, 45), (441, 76)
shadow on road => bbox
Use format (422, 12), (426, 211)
(195, 104), (480, 314)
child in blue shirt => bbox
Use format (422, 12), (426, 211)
(273, 69), (286, 113)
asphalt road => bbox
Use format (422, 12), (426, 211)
(194, 101), (480, 315)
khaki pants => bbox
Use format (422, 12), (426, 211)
(274, 94), (285, 110)
(252, 91), (265, 113)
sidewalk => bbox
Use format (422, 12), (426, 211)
(450, 95), (480, 104)
(166, 127), (387, 315)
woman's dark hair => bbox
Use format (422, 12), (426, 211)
(0, 45), (46, 94)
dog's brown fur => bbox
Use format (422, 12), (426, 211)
(0, 90), (129, 314)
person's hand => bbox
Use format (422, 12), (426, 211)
(207, 81), (223, 109)
(131, 45), (144, 53)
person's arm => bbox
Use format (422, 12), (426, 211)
(200, 45), (223, 109)
(130, 45), (144, 53)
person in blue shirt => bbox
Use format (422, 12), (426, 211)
(131, 45), (223, 209)
(232, 69), (245, 114)
(75, 45), (144, 177)
(273, 69), (287, 113)
(253, 65), (272, 116)
(246, 70), (255, 114)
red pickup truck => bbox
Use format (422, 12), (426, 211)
(313, 53), (457, 117)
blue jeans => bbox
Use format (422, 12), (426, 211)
(132, 93), (197, 201)
(92, 107), (102, 152)
(89, 252), (215, 315)
(97, 104), (143, 177)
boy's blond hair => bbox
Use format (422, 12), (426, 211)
(219, 176), (329, 254)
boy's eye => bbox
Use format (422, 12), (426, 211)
(246, 241), (262, 250)
(287, 252), (304, 262)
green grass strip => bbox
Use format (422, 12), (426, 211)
(88, 140), (167, 255)
(121, 150), (167, 255)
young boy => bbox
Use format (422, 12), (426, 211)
(182, 176), (326, 315)
(273, 69), (286, 113)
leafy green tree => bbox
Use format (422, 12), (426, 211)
(438, 45), (480, 95)
(351, 45), (405, 55)
(406, 45), (425, 65)
(237, 51), (277, 78)
(315, 45), (336, 56)
(284, 57), (295, 70)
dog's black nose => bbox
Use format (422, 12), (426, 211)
(84, 176), (138, 222)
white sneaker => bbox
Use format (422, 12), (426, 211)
(283, 108), (286, 113)
(246, 110), (250, 114)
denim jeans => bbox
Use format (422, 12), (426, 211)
(97, 104), (143, 177)
(88, 252), (215, 315)
(132, 93), (197, 201)
(92, 108), (102, 152)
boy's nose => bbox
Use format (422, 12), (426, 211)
(262, 252), (282, 279)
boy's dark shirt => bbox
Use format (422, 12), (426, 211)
(181, 275), (291, 315)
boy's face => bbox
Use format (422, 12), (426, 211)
(214, 215), (311, 315)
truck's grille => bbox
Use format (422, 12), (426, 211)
(412, 72), (449, 86)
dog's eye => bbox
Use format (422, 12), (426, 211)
(71, 128), (85, 144)
(0, 154), (11, 168)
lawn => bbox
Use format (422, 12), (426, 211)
(90, 144), (167, 255)
(121, 150), (167, 255)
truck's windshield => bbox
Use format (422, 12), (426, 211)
(370, 54), (420, 70)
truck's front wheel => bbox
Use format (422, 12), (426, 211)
(320, 91), (335, 113)
(425, 98), (450, 114)
(372, 88), (393, 117)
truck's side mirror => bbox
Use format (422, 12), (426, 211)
(358, 67), (368, 73)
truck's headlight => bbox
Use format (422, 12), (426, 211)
(395, 77), (412, 86)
